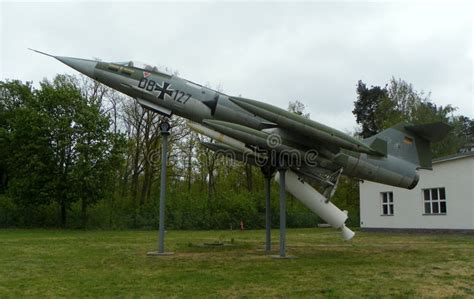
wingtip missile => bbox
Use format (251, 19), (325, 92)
(187, 121), (261, 158)
(200, 141), (263, 166)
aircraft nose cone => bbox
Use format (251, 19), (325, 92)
(55, 56), (97, 78)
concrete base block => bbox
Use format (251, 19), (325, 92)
(146, 251), (175, 256)
(271, 255), (297, 259)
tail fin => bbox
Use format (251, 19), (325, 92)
(364, 122), (451, 169)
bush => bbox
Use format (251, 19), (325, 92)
(0, 195), (16, 227)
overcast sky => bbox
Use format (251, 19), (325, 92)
(1, 1), (472, 132)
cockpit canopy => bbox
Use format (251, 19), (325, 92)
(115, 61), (172, 76)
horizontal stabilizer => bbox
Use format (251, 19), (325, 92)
(405, 122), (452, 142)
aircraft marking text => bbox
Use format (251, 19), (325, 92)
(138, 78), (191, 104)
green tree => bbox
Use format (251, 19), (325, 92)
(0, 80), (35, 194)
(0, 75), (124, 227)
(352, 81), (389, 138)
(457, 116), (474, 153)
(288, 100), (310, 118)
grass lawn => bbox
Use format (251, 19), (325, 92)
(0, 228), (473, 297)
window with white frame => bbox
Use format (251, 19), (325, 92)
(423, 187), (447, 215)
(380, 192), (394, 215)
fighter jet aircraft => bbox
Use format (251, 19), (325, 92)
(31, 49), (450, 241)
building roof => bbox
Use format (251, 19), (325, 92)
(432, 151), (474, 164)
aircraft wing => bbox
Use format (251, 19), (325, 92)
(228, 97), (385, 156)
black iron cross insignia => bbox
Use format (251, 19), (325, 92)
(155, 82), (174, 100)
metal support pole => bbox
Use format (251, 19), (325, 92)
(264, 175), (272, 252)
(148, 121), (173, 256)
(278, 168), (286, 258)
(158, 126), (169, 253)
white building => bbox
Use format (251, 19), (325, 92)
(360, 152), (474, 232)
